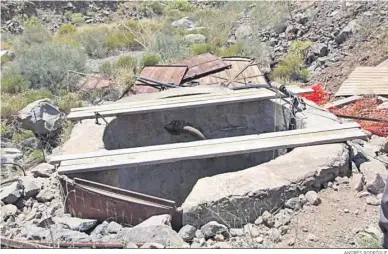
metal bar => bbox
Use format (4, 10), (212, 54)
(136, 76), (180, 88)
(333, 113), (388, 123)
(30, 241), (126, 248)
(0, 237), (53, 249)
(230, 84), (271, 90)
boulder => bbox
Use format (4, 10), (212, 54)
(55, 217), (97, 232)
(274, 209), (292, 228)
(135, 214), (172, 228)
(229, 228), (244, 237)
(235, 24), (252, 40)
(262, 211), (274, 228)
(21, 225), (50, 240)
(360, 160), (387, 194)
(195, 229), (205, 239)
(91, 221), (109, 239)
(126, 242), (138, 248)
(184, 34), (207, 43)
(366, 196), (380, 206)
(268, 228), (281, 243)
(285, 197), (302, 210)
(36, 187), (56, 202)
(116, 225), (188, 248)
(335, 20), (360, 44)
(1, 181), (24, 204)
(107, 221), (122, 234)
(311, 43), (329, 57)
(305, 191), (321, 205)
(55, 228), (92, 242)
(31, 163), (55, 178)
(182, 144), (349, 228)
(243, 223), (260, 237)
(171, 17), (194, 28)
(200, 221), (228, 238)
(1, 148), (23, 164)
(21, 177), (40, 199)
(18, 99), (65, 135)
(178, 224), (196, 242)
(2, 204), (17, 219)
(350, 174), (365, 192)
(140, 242), (165, 249)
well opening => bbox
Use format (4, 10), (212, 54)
(76, 98), (295, 206)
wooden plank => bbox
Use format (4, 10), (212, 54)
(324, 96), (363, 109)
(68, 90), (280, 121)
(51, 122), (360, 164)
(378, 59), (388, 67)
(70, 85), (312, 115)
(336, 67), (388, 97)
(57, 126), (366, 174)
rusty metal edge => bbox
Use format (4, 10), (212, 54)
(1, 237), (53, 249)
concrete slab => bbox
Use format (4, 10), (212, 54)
(181, 143), (350, 228)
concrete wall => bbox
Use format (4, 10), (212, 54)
(69, 98), (293, 205)
(71, 151), (277, 205)
(103, 99), (291, 150)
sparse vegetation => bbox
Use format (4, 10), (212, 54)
(150, 1), (165, 15)
(1, 74), (30, 94)
(58, 24), (77, 35)
(12, 129), (35, 143)
(54, 92), (83, 114)
(141, 52), (161, 67)
(167, 0), (193, 12)
(71, 13), (85, 25)
(191, 43), (214, 55)
(216, 43), (245, 57)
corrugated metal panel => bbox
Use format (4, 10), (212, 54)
(172, 53), (231, 81)
(135, 65), (188, 86)
(60, 177), (182, 228)
(79, 77), (113, 90)
(378, 59), (388, 67)
(192, 57), (267, 87)
(335, 67), (388, 97)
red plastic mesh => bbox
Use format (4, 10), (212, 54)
(328, 98), (388, 137)
(299, 83), (330, 106)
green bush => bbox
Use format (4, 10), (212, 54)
(1, 93), (29, 119)
(1, 74), (30, 94)
(99, 62), (114, 77)
(0, 123), (10, 138)
(150, 1), (165, 15)
(115, 56), (137, 71)
(167, 0), (192, 12)
(288, 40), (313, 59)
(166, 9), (184, 20)
(62, 120), (73, 144)
(76, 27), (110, 58)
(28, 150), (45, 163)
(215, 43), (245, 57)
(24, 16), (41, 28)
(116, 69), (136, 90)
(17, 43), (86, 91)
(271, 56), (310, 83)
(150, 30), (189, 62)
(17, 21), (52, 46)
(103, 31), (138, 51)
(24, 88), (53, 102)
(141, 52), (161, 67)
(12, 130), (35, 143)
(191, 43), (214, 55)
(54, 92), (83, 113)
(58, 24), (77, 35)
(71, 13), (85, 24)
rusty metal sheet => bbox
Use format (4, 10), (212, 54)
(79, 77), (113, 90)
(335, 67), (388, 97)
(172, 53), (231, 81)
(192, 57), (267, 87)
(135, 65), (188, 86)
(60, 177), (182, 229)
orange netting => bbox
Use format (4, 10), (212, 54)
(328, 98), (388, 137)
(299, 83), (388, 136)
(299, 83), (330, 106)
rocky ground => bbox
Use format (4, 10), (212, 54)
(1, 0), (388, 249)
